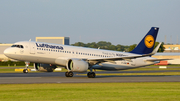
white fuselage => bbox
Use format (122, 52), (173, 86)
(4, 41), (157, 70)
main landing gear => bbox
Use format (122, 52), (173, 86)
(87, 72), (96, 78)
(65, 71), (96, 78)
(23, 62), (30, 73)
(87, 67), (96, 78)
(65, 71), (74, 77)
(65, 68), (96, 78)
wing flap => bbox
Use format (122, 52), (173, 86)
(87, 55), (142, 63)
(87, 42), (165, 65)
(145, 58), (171, 62)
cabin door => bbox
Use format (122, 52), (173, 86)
(30, 43), (35, 54)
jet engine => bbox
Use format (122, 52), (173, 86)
(34, 63), (57, 72)
(66, 59), (89, 72)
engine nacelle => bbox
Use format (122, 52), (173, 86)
(66, 59), (89, 72)
(34, 63), (57, 72)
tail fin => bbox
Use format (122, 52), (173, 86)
(130, 27), (159, 54)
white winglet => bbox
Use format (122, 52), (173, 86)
(142, 42), (162, 56)
(152, 42), (162, 55)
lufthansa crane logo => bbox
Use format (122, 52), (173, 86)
(144, 35), (154, 48)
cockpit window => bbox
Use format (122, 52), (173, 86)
(11, 45), (24, 48)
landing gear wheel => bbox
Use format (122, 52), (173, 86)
(65, 72), (69, 77)
(23, 69), (28, 73)
(23, 61), (30, 74)
(87, 72), (96, 78)
(68, 72), (73, 77)
(65, 71), (74, 77)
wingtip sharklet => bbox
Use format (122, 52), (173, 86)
(142, 42), (162, 57)
(151, 42), (162, 55)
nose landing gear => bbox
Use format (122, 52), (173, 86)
(23, 62), (30, 73)
(23, 69), (28, 73)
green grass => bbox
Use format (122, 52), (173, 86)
(0, 69), (16, 73)
(0, 83), (180, 101)
(0, 66), (33, 67)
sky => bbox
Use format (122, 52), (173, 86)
(0, 0), (180, 45)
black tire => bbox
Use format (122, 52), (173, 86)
(91, 72), (96, 78)
(65, 72), (69, 77)
(65, 72), (73, 77)
(68, 72), (73, 77)
(87, 72), (91, 77)
(87, 72), (96, 78)
(23, 69), (28, 73)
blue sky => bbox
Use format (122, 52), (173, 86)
(0, 0), (180, 45)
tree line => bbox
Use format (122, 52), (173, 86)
(0, 61), (33, 66)
(71, 41), (165, 52)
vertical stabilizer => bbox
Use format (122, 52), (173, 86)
(130, 27), (159, 54)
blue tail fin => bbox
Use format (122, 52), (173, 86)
(130, 27), (159, 54)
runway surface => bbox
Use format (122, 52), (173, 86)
(0, 70), (180, 84)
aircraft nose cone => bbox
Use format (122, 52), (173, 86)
(4, 48), (11, 56)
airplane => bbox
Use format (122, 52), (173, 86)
(4, 27), (166, 78)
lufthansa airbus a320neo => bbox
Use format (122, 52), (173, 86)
(4, 27), (166, 78)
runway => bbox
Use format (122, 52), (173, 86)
(0, 70), (180, 84)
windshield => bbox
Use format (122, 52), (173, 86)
(11, 45), (24, 48)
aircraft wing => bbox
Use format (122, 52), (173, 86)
(87, 55), (171, 65)
(145, 58), (172, 62)
(87, 43), (167, 64)
(87, 55), (143, 64)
